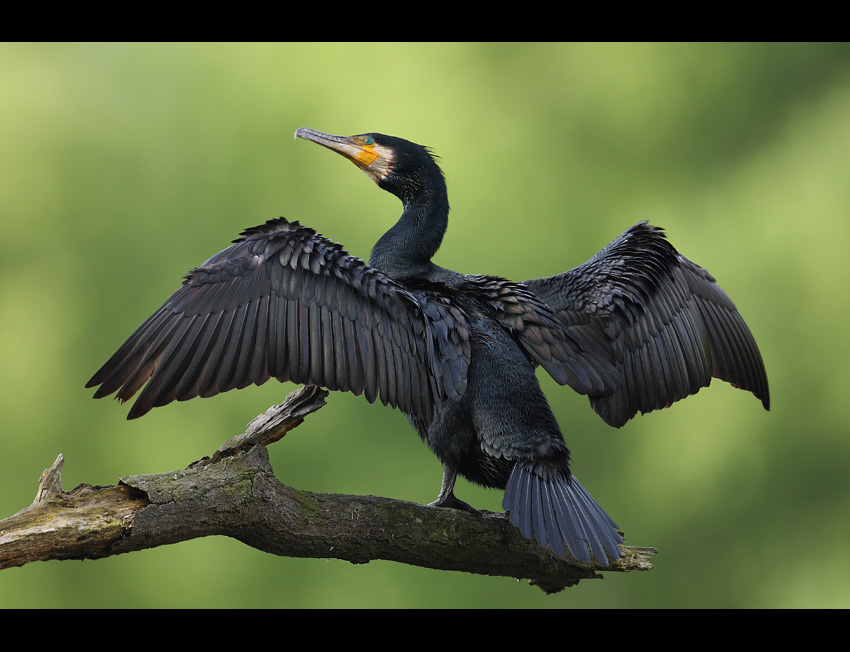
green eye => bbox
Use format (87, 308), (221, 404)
(364, 137), (374, 146)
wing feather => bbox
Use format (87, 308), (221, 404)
(88, 218), (454, 421)
(524, 222), (769, 427)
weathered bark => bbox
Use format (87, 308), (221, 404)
(0, 386), (656, 593)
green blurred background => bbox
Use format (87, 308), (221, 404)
(1, 42), (848, 608)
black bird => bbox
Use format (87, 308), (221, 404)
(87, 128), (769, 565)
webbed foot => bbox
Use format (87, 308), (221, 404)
(427, 493), (479, 513)
(426, 464), (479, 513)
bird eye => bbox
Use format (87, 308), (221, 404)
(364, 137), (374, 146)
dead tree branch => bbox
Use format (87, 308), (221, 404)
(0, 386), (656, 593)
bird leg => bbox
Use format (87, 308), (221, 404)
(427, 465), (478, 513)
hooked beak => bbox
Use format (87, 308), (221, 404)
(295, 128), (393, 183)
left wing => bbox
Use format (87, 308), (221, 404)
(524, 222), (769, 427)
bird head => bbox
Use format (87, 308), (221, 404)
(295, 128), (396, 183)
(295, 128), (444, 206)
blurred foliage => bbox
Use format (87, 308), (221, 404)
(1, 42), (849, 608)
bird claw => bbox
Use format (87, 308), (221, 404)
(427, 494), (479, 514)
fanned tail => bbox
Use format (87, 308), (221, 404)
(502, 464), (623, 565)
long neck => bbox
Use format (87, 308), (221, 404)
(369, 171), (449, 279)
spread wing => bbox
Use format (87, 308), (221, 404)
(87, 218), (467, 421)
(524, 222), (769, 427)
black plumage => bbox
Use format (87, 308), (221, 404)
(87, 128), (769, 565)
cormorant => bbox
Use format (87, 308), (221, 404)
(87, 128), (769, 565)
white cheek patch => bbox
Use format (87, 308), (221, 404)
(365, 145), (395, 181)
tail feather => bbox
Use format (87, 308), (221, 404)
(551, 481), (584, 558)
(531, 474), (550, 551)
(505, 467), (534, 541)
(541, 480), (565, 556)
(503, 464), (623, 565)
